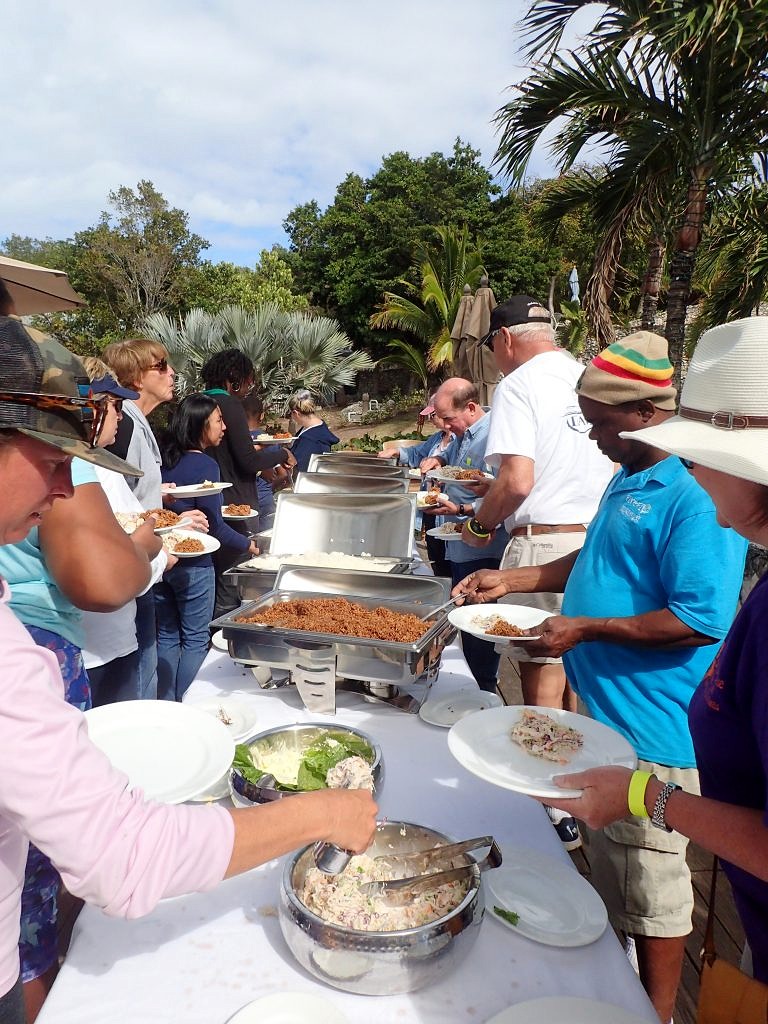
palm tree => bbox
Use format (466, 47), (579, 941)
(494, 0), (768, 377)
(370, 225), (485, 368)
(143, 303), (374, 410)
(376, 339), (430, 404)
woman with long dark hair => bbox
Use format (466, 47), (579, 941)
(157, 394), (256, 701)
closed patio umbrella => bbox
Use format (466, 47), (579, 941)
(0, 255), (86, 315)
(465, 276), (500, 404)
(450, 285), (474, 379)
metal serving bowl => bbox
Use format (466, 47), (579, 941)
(229, 722), (383, 805)
(279, 821), (484, 995)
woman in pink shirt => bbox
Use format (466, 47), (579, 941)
(0, 316), (378, 1024)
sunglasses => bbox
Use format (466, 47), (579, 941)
(0, 390), (110, 447)
(679, 457), (695, 471)
(483, 327), (504, 349)
(148, 358), (170, 373)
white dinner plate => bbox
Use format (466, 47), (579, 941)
(164, 529), (221, 558)
(449, 604), (553, 643)
(222, 510), (258, 520)
(419, 689), (503, 727)
(154, 517), (194, 535)
(161, 481), (233, 497)
(252, 435), (296, 445)
(408, 467), (422, 479)
(483, 996), (651, 1024)
(415, 492), (444, 509)
(183, 695), (259, 743)
(426, 524), (465, 540)
(186, 772), (231, 803)
(225, 992), (350, 1024)
(84, 701), (235, 804)
(211, 630), (229, 652)
(486, 846), (608, 946)
(426, 467), (493, 483)
(447, 705), (636, 799)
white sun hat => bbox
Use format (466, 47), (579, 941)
(625, 316), (768, 487)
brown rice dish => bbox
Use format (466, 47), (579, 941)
(223, 503), (252, 516)
(172, 537), (205, 554)
(301, 853), (468, 931)
(140, 508), (180, 529)
(510, 708), (584, 764)
(234, 597), (431, 642)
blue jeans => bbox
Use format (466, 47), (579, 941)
(155, 562), (215, 701)
(450, 557), (502, 692)
(88, 650), (141, 705)
(135, 591), (158, 700)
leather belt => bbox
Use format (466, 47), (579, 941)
(510, 524), (586, 537)
(679, 405), (768, 430)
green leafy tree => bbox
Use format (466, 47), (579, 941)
(376, 339), (430, 408)
(370, 226), (485, 367)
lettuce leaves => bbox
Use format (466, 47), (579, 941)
(233, 732), (374, 792)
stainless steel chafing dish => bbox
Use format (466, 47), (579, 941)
(211, 567), (455, 713)
(309, 453), (404, 474)
(294, 471), (409, 494)
(224, 493), (416, 603)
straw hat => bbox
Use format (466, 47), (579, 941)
(626, 317), (768, 486)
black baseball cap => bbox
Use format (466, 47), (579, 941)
(482, 295), (552, 347)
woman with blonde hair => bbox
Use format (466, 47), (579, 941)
(288, 392), (339, 473)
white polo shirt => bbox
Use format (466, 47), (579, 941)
(484, 349), (613, 531)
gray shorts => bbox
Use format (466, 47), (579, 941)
(499, 529), (587, 665)
(585, 760), (700, 938)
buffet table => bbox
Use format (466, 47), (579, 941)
(39, 646), (656, 1024)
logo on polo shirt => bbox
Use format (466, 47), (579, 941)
(620, 495), (652, 523)
(564, 408), (591, 433)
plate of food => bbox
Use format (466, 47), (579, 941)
(222, 503), (258, 520)
(182, 695), (259, 743)
(415, 488), (445, 509)
(161, 529), (221, 558)
(253, 433), (296, 445)
(426, 522), (465, 540)
(447, 705), (636, 799)
(161, 481), (232, 497)
(136, 508), (194, 534)
(426, 466), (493, 483)
(486, 845), (608, 947)
(408, 467), (423, 480)
(419, 688), (503, 727)
(448, 604), (553, 642)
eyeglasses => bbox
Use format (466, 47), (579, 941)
(482, 327), (504, 349)
(108, 397), (124, 414)
(148, 358), (170, 373)
(0, 390), (109, 447)
(679, 457), (695, 471)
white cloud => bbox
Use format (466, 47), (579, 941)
(3, 0), (579, 263)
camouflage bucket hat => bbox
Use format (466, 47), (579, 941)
(0, 317), (143, 477)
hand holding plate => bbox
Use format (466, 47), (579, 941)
(540, 765), (637, 829)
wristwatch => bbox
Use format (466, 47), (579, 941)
(651, 781), (681, 832)
(458, 503), (470, 517)
(466, 517), (491, 539)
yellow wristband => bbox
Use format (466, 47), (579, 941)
(627, 770), (653, 818)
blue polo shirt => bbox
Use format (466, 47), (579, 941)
(562, 456), (747, 767)
(439, 414), (508, 564)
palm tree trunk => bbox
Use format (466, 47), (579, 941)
(665, 169), (710, 391)
(640, 237), (665, 331)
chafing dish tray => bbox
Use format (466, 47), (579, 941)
(309, 452), (403, 472)
(211, 567), (455, 690)
(224, 553), (413, 604)
(309, 454), (409, 479)
(294, 471), (409, 494)
(270, 493), (416, 557)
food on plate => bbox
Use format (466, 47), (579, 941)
(301, 853), (469, 931)
(234, 597), (432, 642)
(223, 503), (252, 516)
(433, 466), (487, 480)
(424, 488), (441, 505)
(233, 731), (375, 792)
(196, 480), (217, 489)
(216, 706), (233, 726)
(273, 431), (292, 439)
(509, 708), (584, 765)
(114, 511), (143, 534)
(255, 433), (273, 441)
(141, 508), (180, 529)
(241, 552), (399, 573)
(172, 536), (205, 554)
(493, 905), (520, 927)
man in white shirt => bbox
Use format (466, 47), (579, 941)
(460, 296), (612, 843)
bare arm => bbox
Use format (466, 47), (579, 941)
(546, 766), (768, 882)
(224, 789), (378, 877)
(39, 482), (153, 612)
(474, 453), (535, 530)
(524, 608), (716, 658)
(452, 549), (579, 603)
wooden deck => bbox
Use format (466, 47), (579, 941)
(496, 659), (745, 1024)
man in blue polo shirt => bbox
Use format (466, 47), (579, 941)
(421, 378), (508, 691)
(452, 333), (747, 1023)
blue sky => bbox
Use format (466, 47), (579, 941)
(4, 1), (597, 267)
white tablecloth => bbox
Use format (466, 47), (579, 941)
(39, 647), (656, 1024)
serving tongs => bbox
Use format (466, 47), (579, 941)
(358, 835), (501, 905)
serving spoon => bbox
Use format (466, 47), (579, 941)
(418, 593), (463, 621)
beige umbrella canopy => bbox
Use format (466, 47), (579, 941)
(465, 276), (501, 405)
(450, 284), (474, 379)
(0, 255), (86, 315)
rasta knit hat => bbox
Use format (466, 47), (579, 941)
(576, 331), (677, 410)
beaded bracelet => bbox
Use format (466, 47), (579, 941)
(627, 769), (653, 818)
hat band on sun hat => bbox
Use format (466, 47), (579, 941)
(679, 406), (768, 430)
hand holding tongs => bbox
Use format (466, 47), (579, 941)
(358, 835), (502, 904)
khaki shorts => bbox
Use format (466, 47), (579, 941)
(498, 529), (587, 665)
(585, 759), (700, 938)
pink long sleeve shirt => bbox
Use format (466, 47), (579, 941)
(0, 581), (235, 997)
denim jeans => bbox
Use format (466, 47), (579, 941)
(88, 650), (141, 706)
(155, 562), (215, 701)
(135, 591), (158, 700)
(450, 556), (502, 692)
